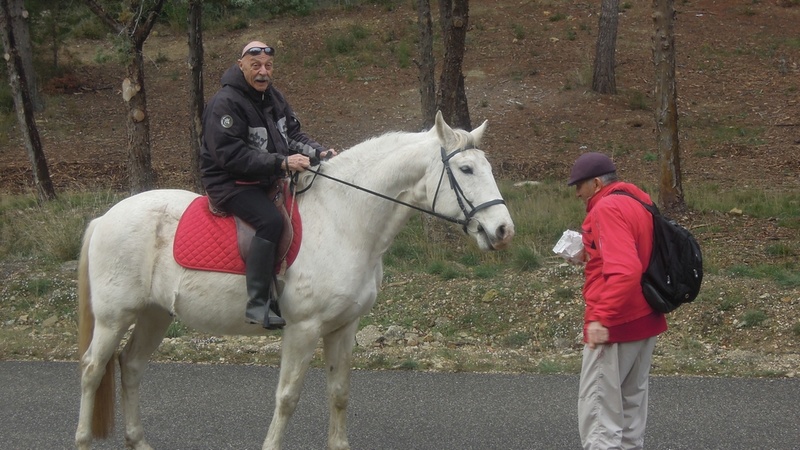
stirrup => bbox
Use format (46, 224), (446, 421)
(262, 310), (286, 330)
(263, 297), (285, 329)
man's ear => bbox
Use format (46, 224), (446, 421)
(592, 177), (603, 193)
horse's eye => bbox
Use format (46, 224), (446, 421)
(460, 166), (473, 174)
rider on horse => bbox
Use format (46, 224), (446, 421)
(199, 40), (336, 329)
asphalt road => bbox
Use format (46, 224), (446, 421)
(1, 361), (798, 450)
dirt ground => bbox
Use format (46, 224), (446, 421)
(1, 1), (798, 373)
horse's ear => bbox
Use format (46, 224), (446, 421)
(435, 110), (444, 124)
(434, 110), (458, 149)
(471, 119), (488, 146)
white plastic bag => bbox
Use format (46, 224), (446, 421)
(552, 230), (585, 264)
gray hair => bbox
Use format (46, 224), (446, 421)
(598, 172), (619, 184)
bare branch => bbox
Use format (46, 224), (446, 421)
(82, 0), (124, 34)
(135, 0), (166, 44)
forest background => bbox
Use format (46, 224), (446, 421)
(0, 0), (798, 377)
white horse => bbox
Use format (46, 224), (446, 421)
(75, 112), (515, 450)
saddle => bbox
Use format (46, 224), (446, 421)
(173, 180), (302, 275)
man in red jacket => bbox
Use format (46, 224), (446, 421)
(568, 152), (668, 449)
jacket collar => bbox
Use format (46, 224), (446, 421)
(586, 181), (622, 212)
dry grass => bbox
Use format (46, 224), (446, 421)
(1, 183), (797, 378)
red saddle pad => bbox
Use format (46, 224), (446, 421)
(173, 195), (301, 275)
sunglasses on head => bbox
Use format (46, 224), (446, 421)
(241, 46), (275, 58)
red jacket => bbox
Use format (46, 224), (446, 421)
(581, 182), (667, 343)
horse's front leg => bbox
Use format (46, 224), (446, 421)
(262, 322), (321, 450)
(321, 320), (359, 450)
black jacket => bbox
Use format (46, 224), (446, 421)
(199, 64), (326, 206)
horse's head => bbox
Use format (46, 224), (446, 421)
(427, 112), (515, 251)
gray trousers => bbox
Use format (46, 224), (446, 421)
(578, 337), (657, 450)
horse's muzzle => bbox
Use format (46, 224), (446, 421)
(490, 222), (515, 250)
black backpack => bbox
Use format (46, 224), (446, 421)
(611, 191), (703, 313)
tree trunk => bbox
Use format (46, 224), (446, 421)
(84, 0), (164, 194)
(46, 10), (59, 68)
(1, 0), (56, 202)
(124, 47), (156, 194)
(652, 0), (684, 212)
(187, 0), (204, 193)
(592, 0), (619, 94)
(7, 0), (42, 111)
(437, 0), (471, 130)
(42, 3), (70, 70)
(415, 0), (436, 130)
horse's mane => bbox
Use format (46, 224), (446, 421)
(295, 124), (479, 191)
(294, 129), (424, 189)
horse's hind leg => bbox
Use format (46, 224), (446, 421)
(118, 306), (173, 450)
(321, 320), (358, 450)
(76, 321), (131, 450)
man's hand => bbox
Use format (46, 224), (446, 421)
(320, 149), (338, 159)
(285, 154), (311, 172)
(567, 249), (587, 266)
(586, 321), (609, 349)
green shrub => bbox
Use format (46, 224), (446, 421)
(511, 23), (525, 40)
(502, 331), (531, 348)
(0, 191), (120, 262)
(628, 90), (649, 110)
(740, 309), (768, 328)
(474, 264), (500, 279)
(326, 25), (370, 55)
(691, 185), (800, 220)
(511, 246), (541, 271)
(166, 320), (189, 338)
(391, 41), (412, 68)
(718, 292), (743, 312)
(396, 359), (419, 370)
(159, 1), (189, 30)
(72, 16), (108, 40)
(0, 84), (14, 114)
(427, 261), (462, 280)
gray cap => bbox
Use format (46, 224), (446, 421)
(567, 152), (616, 186)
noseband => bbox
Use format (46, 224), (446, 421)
(432, 146), (506, 233)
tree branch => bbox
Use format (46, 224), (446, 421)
(135, 0), (166, 44)
(82, 0), (123, 34)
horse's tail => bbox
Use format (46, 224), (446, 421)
(77, 219), (116, 439)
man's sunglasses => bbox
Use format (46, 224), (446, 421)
(241, 46), (275, 58)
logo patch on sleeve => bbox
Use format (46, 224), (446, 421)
(220, 115), (233, 128)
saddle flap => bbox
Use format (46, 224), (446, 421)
(174, 184), (301, 275)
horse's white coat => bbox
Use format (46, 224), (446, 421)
(75, 113), (515, 450)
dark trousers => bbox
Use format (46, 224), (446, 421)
(223, 188), (284, 243)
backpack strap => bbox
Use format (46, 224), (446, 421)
(610, 190), (660, 216)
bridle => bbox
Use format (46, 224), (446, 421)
(297, 145), (506, 233)
(431, 146), (506, 232)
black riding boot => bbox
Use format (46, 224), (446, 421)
(244, 237), (286, 329)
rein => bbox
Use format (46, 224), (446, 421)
(293, 146), (505, 232)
